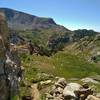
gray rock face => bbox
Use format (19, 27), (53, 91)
(0, 8), (57, 30)
(0, 12), (21, 100)
(0, 8), (68, 36)
(0, 12), (9, 100)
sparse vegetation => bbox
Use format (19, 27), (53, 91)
(20, 51), (100, 80)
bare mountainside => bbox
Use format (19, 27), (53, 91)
(0, 8), (68, 32)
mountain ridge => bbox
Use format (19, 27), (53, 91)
(0, 8), (68, 31)
(1, 8), (100, 61)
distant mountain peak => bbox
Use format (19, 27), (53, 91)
(0, 8), (57, 30)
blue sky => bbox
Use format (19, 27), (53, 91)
(0, 0), (100, 32)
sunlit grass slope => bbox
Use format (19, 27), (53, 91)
(20, 51), (100, 81)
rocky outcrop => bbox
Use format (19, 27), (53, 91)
(0, 12), (10, 100)
(45, 78), (100, 100)
(0, 12), (22, 100)
(63, 83), (81, 99)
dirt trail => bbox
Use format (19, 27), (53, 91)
(31, 84), (40, 100)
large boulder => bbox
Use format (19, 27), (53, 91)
(63, 83), (81, 99)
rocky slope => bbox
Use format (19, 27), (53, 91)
(0, 8), (68, 32)
(44, 77), (100, 100)
(0, 12), (22, 100)
(1, 8), (99, 53)
(1, 8), (100, 62)
(0, 8), (100, 100)
(0, 8), (72, 49)
(0, 12), (9, 100)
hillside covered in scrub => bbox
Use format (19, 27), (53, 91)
(0, 8), (100, 59)
(0, 8), (100, 100)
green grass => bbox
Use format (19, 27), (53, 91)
(51, 52), (100, 78)
(20, 51), (100, 80)
(19, 51), (100, 99)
